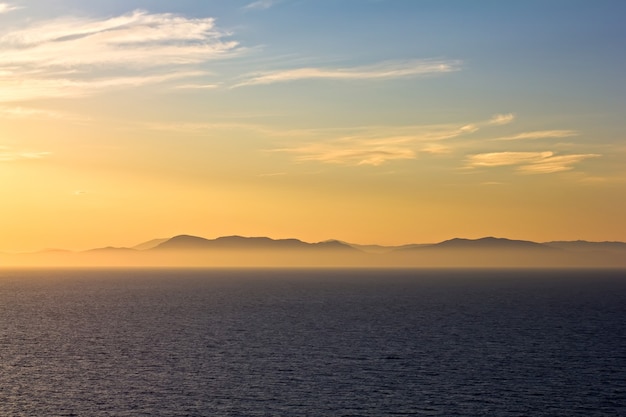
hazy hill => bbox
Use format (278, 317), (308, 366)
(347, 243), (431, 253)
(385, 236), (624, 268)
(0, 234), (624, 268)
(425, 237), (552, 250)
(84, 247), (138, 253)
(544, 240), (626, 252)
(153, 235), (357, 251)
(133, 238), (169, 251)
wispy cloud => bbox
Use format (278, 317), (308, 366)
(0, 105), (89, 121)
(0, 70), (206, 102)
(488, 113), (515, 125)
(0, 10), (236, 67)
(518, 154), (600, 174)
(0, 10), (239, 101)
(274, 114), (504, 166)
(466, 151), (599, 174)
(142, 121), (279, 136)
(235, 59), (461, 87)
(467, 151), (553, 167)
(243, 0), (278, 11)
(495, 130), (579, 141)
(0, 146), (50, 162)
(278, 137), (417, 166)
(0, 3), (17, 14)
(174, 83), (220, 90)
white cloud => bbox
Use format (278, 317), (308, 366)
(488, 113), (515, 125)
(243, 0), (278, 11)
(495, 130), (579, 141)
(0, 3), (17, 14)
(174, 83), (220, 90)
(235, 59), (461, 87)
(459, 124), (479, 133)
(0, 10), (236, 66)
(0, 10), (238, 101)
(466, 151), (599, 174)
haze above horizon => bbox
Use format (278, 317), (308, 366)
(1, 0), (625, 253)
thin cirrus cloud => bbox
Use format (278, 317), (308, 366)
(0, 105), (88, 121)
(457, 113), (515, 135)
(0, 3), (17, 14)
(495, 130), (579, 141)
(272, 114), (594, 171)
(234, 59), (462, 87)
(466, 151), (600, 174)
(0, 9), (239, 101)
(0, 71), (206, 102)
(488, 113), (515, 125)
(0, 146), (50, 162)
(275, 114), (509, 166)
(174, 83), (220, 90)
(279, 136), (418, 166)
(243, 0), (279, 11)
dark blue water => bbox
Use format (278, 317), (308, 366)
(0, 268), (624, 416)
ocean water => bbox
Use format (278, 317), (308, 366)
(0, 268), (624, 416)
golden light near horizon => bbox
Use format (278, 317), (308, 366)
(0, 0), (625, 254)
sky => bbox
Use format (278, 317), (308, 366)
(1, 0), (625, 252)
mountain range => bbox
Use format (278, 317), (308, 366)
(149, 235), (354, 251)
(1, 235), (625, 268)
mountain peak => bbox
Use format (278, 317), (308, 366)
(153, 235), (211, 250)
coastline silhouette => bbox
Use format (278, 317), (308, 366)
(1, 235), (624, 268)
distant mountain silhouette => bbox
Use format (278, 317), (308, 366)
(316, 239), (358, 250)
(2, 234), (625, 268)
(545, 240), (626, 252)
(392, 237), (554, 252)
(153, 234), (357, 251)
(34, 249), (73, 254)
(153, 235), (213, 250)
(133, 238), (169, 251)
(83, 246), (138, 253)
(383, 236), (580, 268)
(428, 237), (552, 250)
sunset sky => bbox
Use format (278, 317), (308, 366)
(1, 0), (625, 252)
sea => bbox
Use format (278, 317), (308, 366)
(0, 268), (624, 416)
